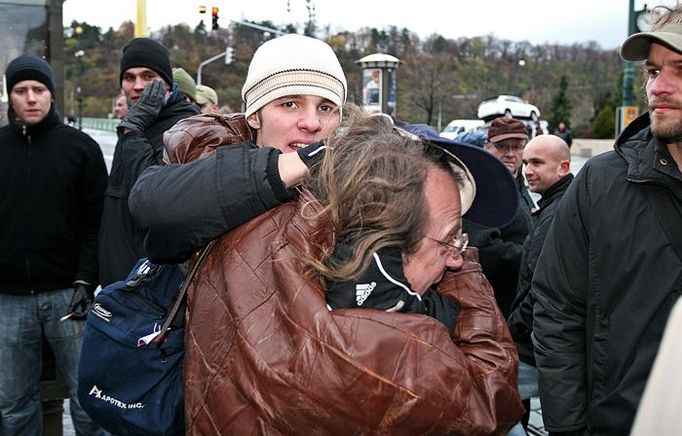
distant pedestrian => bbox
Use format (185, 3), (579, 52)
(507, 134), (572, 430)
(463, 117), (534, 318)
(98, 38), (199, 287)
(552, 120), (572, 147)
(196, 84), (220, 114)
(532, 6), (682, 433)
(0, 54), (108, 435)
(113, 92), (127, 119)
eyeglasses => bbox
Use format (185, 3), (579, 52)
(426, 232), (469, 257)
(492, 142), (525, 152)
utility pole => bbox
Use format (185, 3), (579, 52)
(622, 0), (636, 107)
(135, 0), (147, 37)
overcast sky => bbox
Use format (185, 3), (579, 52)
(63, 0), (675, 50)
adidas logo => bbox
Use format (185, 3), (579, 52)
(355, 282), (376, 306)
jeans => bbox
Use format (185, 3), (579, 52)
(0, 289), (107, 436)
(518, 361), (539, 401)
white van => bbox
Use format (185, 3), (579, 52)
(440, 119), (484, 140)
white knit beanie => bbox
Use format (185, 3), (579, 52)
(241, 34), (347, 118)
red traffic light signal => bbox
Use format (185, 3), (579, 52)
(211, 6), (219, 30)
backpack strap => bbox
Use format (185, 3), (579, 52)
(158, 241), (216, 341)
(646, 184), (682, 262)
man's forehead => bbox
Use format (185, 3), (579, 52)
(425, 167), (462, 227)
(491, 137), (527, 145)
(12, 79), (48, 89)
(123, 67), (159, 76)
(272, 94), (336, 104)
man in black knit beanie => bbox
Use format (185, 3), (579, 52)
(98, 38), (199, 287)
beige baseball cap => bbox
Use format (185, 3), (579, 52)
(621, 20), (682, 61)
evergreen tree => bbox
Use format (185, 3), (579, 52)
(547, 75), (573, 131)
(592, 105), (615, 139)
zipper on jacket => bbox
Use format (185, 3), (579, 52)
(23, 125), (34, 289)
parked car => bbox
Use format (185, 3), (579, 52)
(477, 95), (540, 122)
(440, 119), (484, 139)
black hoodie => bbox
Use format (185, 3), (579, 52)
(0, 106), (108, 294)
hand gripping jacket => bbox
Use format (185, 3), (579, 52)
(168, 115), (524, 435)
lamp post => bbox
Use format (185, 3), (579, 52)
(356, 53), (401, 117)
(622, 0), (637, 107)
(618, 1), (648, 135)
(74, 49), (84, 130)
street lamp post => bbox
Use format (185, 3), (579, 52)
(74, 49), (84, 130)
(618, 1), (647, 135)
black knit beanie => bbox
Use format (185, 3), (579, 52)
(119, 38), (173, 87)
(6, 54), (55, 94)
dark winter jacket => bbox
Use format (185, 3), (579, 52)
(464, 170), (533, 317)
(98, 97), (198, 286)
(0, 107), (107, 294)
(128, 114), (293, 263)
(507, 173), (573, 365)
(532, 113), (682, 435)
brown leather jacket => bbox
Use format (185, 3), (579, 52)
(171, 115), (524, 435)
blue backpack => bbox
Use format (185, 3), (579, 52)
(78, 246), (212, 436)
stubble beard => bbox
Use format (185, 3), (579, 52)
(650, 110), (682, 143)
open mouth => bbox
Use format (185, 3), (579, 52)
(289, 142), (311, 150)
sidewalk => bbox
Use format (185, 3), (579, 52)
(572, 138), (613, 158)
(528, 397), (547, 435)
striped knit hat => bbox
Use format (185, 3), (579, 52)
(241, 34), (347, 118)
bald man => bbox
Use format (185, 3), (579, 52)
(507, 134), (573, 429)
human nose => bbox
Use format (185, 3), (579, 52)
(133, 77), (147, 90)
(503, 146), (515, 157)
(25, 89), (37, 102)
(298, 108), (322, 132)
(649, 70), (673, 96)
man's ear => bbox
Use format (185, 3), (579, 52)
(559, 160), (571, 176)
(247, 112), (261, 129)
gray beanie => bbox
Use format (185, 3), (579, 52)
(241, 34), (347, 118)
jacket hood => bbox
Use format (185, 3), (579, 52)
(615, 111), (682, 190)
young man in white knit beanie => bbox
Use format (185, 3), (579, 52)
(241, 33), (347, 153)
(129, 34), (348, 261)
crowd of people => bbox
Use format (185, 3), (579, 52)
(2, 5), (682, 435)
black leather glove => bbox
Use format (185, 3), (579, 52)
(62, 281), (94, 321)
(296, 141), (327, 168)
(119, 80), (166, 133)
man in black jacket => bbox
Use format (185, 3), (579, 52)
(464, 117), (534, 318)
(0, 54), (108, 435)
(533, 6), (682, 434)
(98, 38), (199, 286)
(507, 134), (572, 429)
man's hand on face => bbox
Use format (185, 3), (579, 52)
(119, 80), (166, 134)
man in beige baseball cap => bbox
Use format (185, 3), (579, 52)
(532, 5), (682, 435)
(196, 84), (220, 114)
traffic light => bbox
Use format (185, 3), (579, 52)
(211, 7), (219, 30)
(198, 5), (206, 14)
(225, 47), (234, 65)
